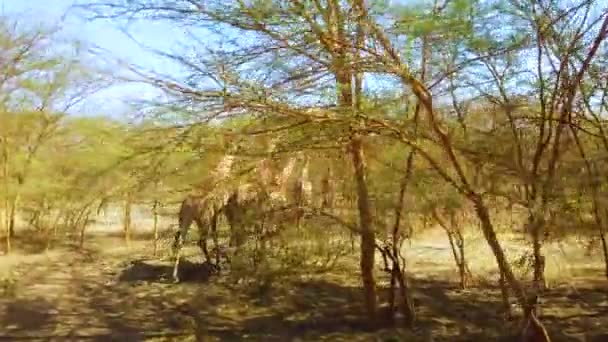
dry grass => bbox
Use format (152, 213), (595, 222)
(0, 217), (607, 341)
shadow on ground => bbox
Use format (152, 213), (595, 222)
(165, 276), (607, 341)
(0, 234), (52, 255)
(2, 243), (608, 341)
(117, 258), (217, 283)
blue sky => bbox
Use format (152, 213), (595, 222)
(1, 0), (397, 120)
(1, 0), (185, 119)
(4, 0), (606, 121)
(0, 0), (483, 120)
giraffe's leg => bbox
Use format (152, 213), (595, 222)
(172, 230), (184, 283)
(295, 207), (302, 232)
(195, 217), (211, 264)
(173, 201), (193, 283)
(210, 212), (220, 269)
(225, 205), (238, 248)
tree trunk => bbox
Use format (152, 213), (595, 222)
(123, 194), (132, 248)
(450, 211), (471, 289)
(8, 194), (19, 238)
(532, 237), (546, 291)
(330, 0), (377, 322)
(446, 230), (470, 290)
(1, 206), (7, 254)
(600, 228), (608, 279)
(499, 269), (512, 319)
(45, 212), (59, 251)
(529, 216), (547, 292)
(79, 213), (90, 249)
(50, 209), (63, 250)
(2, 137), (10, 254)
(390, 150), (417, 325)
(152, 200), (159, 256)
(382, 243), (414, 327)
(434, 208), (471, 290)
(455, 230), (471, 289)
(350, 137), (378, 322)
(388, 263), (397, 323)
(395, 259), (415, 326)
(472, 196), (527, 306)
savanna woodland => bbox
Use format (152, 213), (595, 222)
(1, 0), (608, 341)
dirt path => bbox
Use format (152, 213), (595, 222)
(1, 234), (608, 341)
(1, 240), (202, 341)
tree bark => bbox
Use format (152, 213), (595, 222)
(350, 137), (378, 321)
(531, 227), (546, 292)
(8, 194), (19, 238)
(124, 194), (132, 248)
(152, 200), (160, 256)
(395, 259), (415, 326)
(79, 213), (90, 249)
(327, 0), (377, 322)
(389, 150), (417, 325)
(499, 269), (512, 319)
(600, 227), (608, 279)
(472, 195), (527, 306)
(1, 207), (7, 254)
(455, 230), (471, 289)
(434, 209), (471, 290)
(2, 137), (10, 254)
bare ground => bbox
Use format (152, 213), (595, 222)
(1, 228), (607, 341)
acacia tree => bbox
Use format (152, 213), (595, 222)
(81, 0), (385, 320)
(41, 116), (128, 249)
(0, 17), (105, 249)
(80, 1), (608, 333)
(369, 0), (608, 305)
(561, 20), (608, 277)
(449, 1), (608, 293)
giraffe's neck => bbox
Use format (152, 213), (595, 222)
(213, 154), (235, 180)
(301, 157), (310, 183)
(277, 157), (296, 190)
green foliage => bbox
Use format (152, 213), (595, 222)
(2, 0), (607, 289)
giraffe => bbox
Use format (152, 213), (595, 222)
(224, 152), (300, 251)
(320, 163), (335, 209)
(172, 153), (236, 282)
(520, 295), (551, 342)
(292, 152), (313, 230)
(171, 138), (302, 282)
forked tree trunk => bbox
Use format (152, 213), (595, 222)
(2, 137), (10, 254)
(124, 194), (132, 248)
(499, 269), (512, 319)
(477, 204), (550, 342)
(45, 212), (61, 251)
(8, 195), (17, 238)
(433, 208), (472, 290)
(387, 262), (397, 319)
(451, 212), (471, 289)
(395, 259), (415, 324)
(50, 209), (64, 249)
(529, 216), (547, 292)
(79, 213), (90, 249)
(389, 149), (417, 326)
(1, 207), (7, 254)
(446, 229), (471, 290)
(600, 227), (608, 279)
(350, 137), (378, 322)
(532, 238), (546, 291)
(472, 196), (527, 306)
(346, 0), (377, 322)
(70, 204), (92, 249)
(152, 200), (160, 256)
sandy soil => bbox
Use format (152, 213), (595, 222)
(1, 227), (607, 341)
